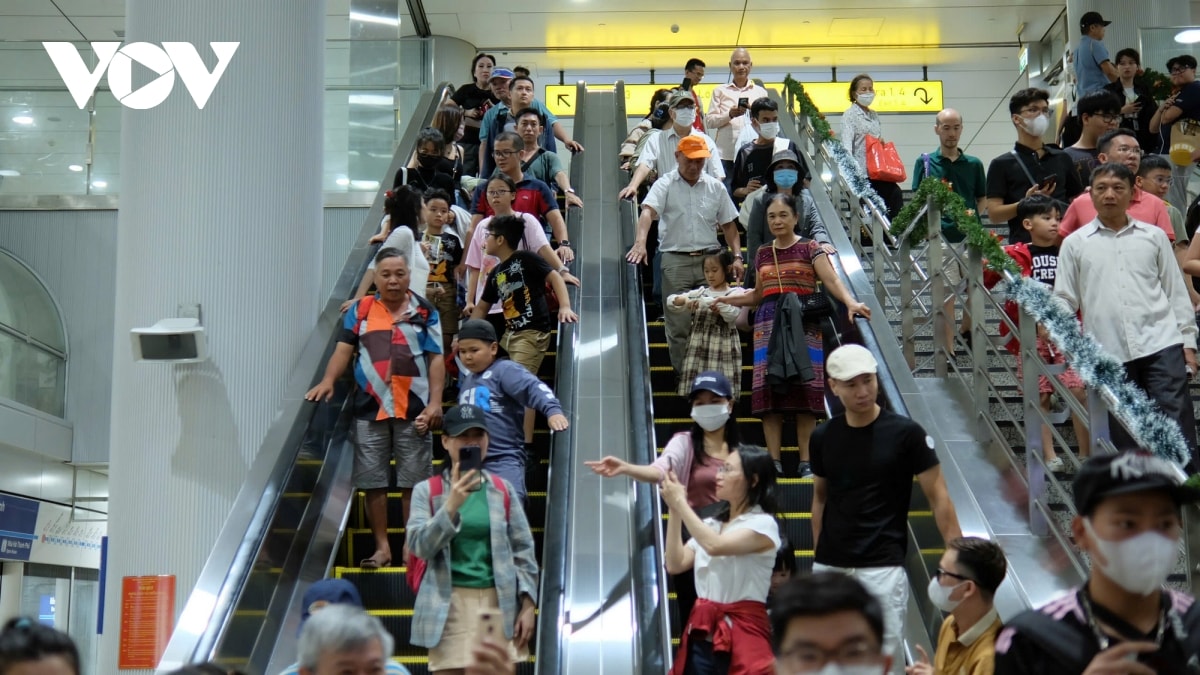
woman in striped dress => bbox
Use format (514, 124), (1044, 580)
(718, 193), (870, 477)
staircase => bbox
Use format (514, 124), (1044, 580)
(330, 343), (559, 675)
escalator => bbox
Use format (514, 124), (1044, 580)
(156, 82), (582, 675)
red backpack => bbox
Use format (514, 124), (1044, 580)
(405, 473), (511, 594)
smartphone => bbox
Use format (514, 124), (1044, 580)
(476, 609), (504, 645)
(737, 97), (749, 110)
(680, 77), (692, 91)
(1039, 175), (1057, 191)
(459, 445), (482, 473)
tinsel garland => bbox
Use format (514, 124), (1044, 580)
(782, 75), (888, 216)
(891, 177), (1021, 276)
(1002, 276), (1191, 468)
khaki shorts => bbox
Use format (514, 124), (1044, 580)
(428, 586), (526, 671)
(501, 329), (551, 375)
(352, 418), (432, 489)
(426, 282), (461, 335)
(940, 242), (964, 288)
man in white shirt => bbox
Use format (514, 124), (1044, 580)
(626, 136), (741, 372)
(1054, 161), (1198, 466)
(619, 90), (723, 200)
(705, 47), (768, 184)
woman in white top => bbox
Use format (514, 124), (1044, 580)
(841, 73), (904, 220)
(662, 444), (780, 675)
(343, 187), (431, 312)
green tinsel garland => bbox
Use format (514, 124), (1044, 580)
(782, 75), (833, 141)
(890, 177), (1020, 276)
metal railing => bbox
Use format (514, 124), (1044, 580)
(785, 94), (1195, 591)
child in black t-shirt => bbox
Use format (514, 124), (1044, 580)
(420, 189), (463, 353)
(473, 214), (577, 447)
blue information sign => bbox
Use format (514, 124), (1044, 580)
(0, 493), (41, 562)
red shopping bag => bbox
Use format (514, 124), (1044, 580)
(865, 134), (907, 183)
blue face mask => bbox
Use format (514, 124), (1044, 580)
(773, 169), (799, 189)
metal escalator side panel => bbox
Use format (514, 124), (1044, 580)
(157, 83), (457, 674)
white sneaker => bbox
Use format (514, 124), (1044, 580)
(1044, 456), (1065, 473)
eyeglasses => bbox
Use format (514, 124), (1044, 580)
(1020, 106), (1051, 116)
(717, 464), (742, 475)
(486, 189), (512, 198)
(776, 641), (884, 671)
(1110, 144), (1143, 156)
(485, 231), (499, 238)
(1098, 113), (1122, 123)
(1171, 67), (1194, 75)
(493, 149), (519, 158)
(934, 568), (974, 583)
(1149, 176), (1173, 186)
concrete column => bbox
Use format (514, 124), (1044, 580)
(98, 0), (323, 671)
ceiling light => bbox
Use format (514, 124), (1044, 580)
(335, 177), (351, 186)
(1176, 29), (1200, 44)
(68, 164), (84, 172)
(349, 11), (399, 27)
(0, 170), (19, 177)
(91, 180), (108, 189)
(12, 115), (33, 125)
(349, 179), (380, 190)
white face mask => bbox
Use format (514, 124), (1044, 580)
(674, 108), (696, 127)
(856, 92), (875, 106)
(1020, 113), (1050, 137)
(927, 576), (966, 612)
(1084, 518), (1178, 596)
(807, 665), (886, 675)
(758, 121), (780, 140)
(690, 403), (730, 432)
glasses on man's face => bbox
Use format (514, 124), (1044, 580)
(486, 190), (512, 198)
(1111, 144), (1143, 157)
(493, 149), (519, 158)
(1020, 106), (1050, 116)
(934, 568), (973, 583)
(1171, 67), (1194, 75)
(776, 640), (883, 673)
(1099, 113), (1122, 123)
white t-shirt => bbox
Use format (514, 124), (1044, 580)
(687, 507), (780, 603)
(370, 216), (430, 293)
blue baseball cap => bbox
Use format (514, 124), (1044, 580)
(489, 68), (515, 81)
(300, 579), (362, 631)
(689, 371), (733, 400)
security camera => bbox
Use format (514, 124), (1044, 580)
(130, 318), (207, 363)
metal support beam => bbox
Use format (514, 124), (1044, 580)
(405, 0), (430, 36)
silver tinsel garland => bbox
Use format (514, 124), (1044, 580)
(1001, 276), (1191, 467)
(825, 139), (889, 216)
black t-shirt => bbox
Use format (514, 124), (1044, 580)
(810, 409), (940, 567)
(451, 83), (498, 145)
(481, 250), (555, 332)
(424, 231), (464, 286)
(731, 139), (807, 200)
(1064, 146), (1101, 191)
(995, 587), (1200, 675)
(987, 143), (1085, 244)
(1027, 244), (1059, 286)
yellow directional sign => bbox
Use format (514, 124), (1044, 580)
(545, 80), (943, 117)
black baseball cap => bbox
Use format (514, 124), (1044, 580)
(457, 318), (498, 343)
(688, 371), (733, 400)
(1073, 451), (1200, 515)
(1079, 11), (1111, 31)
(444, 404), (489, 437)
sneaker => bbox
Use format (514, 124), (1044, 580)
(1044, 456), (1065, 473)
(797, 461), (814, 478)
(773, 460), (785, 476)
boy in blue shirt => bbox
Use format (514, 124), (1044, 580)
(455, 319), (569, 502)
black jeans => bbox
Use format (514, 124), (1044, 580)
(1111, 344), (1198, 467)
(869, 179), (905, 221)
(685, 639), (731, 675)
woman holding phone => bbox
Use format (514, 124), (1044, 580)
(407, 404), (538, 674)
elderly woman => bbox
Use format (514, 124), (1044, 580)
(841, 73), (904, 219)
(739, 149), (834, 288)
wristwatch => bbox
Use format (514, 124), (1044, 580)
(733, 253), (744, 261)
(559, 240), (572, 248)
(566, 188), (576, 193)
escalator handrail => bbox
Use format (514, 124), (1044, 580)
(532, 80), (587, 675)
(158, 82), (455, 671)
(614, 79), (675, 673)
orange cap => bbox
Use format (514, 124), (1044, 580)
(677, 135), (711, 159)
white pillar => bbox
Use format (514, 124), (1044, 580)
(98, 0), (323, 671)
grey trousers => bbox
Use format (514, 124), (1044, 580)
(660, 252), (709, 372)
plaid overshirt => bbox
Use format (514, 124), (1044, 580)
(406, 471), (539, 648)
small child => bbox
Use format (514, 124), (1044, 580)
(420, 188), (463, 354)
(473, 214), (578, 456)
(455, 319), (569, 501)
(1139, 154), (1187, 242)
(769, 533), (797, 602)
(666, 251), (744, 399)
(984, 194), (1089, 470)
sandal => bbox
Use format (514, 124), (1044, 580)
(359, 552), (392, 569)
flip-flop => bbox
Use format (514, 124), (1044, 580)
(359, 554), (391, 569)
